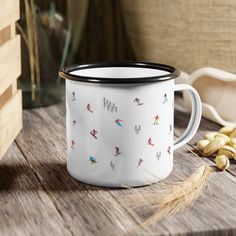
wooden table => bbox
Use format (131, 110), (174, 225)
(1, 101), (236, 235)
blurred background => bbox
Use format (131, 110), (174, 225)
(18, 0), (134, 108)
(18, 0), (236, 109)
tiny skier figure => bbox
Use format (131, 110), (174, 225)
(72, 92), (76, 101)
(90, 129), (98, 139)
(134, 125), (141, 135)
(71, 140), (75, 150)
(72, 120), (77, 126)
(148, 138), (154, 146)
(89, 156), (97, 164)
(137, 158), (144, 167)
(169, 124), (172, 134)
(134, 98), (144, 106)
(156, 151), (161, 160)
(115, 119), (124, 127)
(167, 146), (171, 154)
(114, 147), (121, 156)
(163, 93), (168, 104)
(153, 115), (160, 125)
(87, 103), (93, 113)
(110, 161), (115, 170)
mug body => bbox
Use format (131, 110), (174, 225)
(61, 62), (179, 187)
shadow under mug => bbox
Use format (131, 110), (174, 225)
(59, 61), (202, 187)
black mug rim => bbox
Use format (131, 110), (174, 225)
(59, 61), (180, 84)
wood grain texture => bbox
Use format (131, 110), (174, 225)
(0, 90), (22, 159)
(0, 102), (231, 235)
(0, 35), (21, 96)
(0, 26), (11, 46)
(0, 143), (72, 236)
(0, 0), (20, 31)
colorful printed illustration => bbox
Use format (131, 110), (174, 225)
(134, 125), (141, 135)
(114, 147), (121, 156)
(110, 161), (115, 170)
(72, 120), (77, 126)
(87, 103), (94, 113)
(71, 140), (75, 150)
(134, 98), (144, 106)
(148, 138), (155, 146)
(156, 151), (161, 160)
(167, 146), (171, 155)
(103, 97), (118, 113)
(169, 124), (172, 134)
(163, 93), (168, 104)
(89, 156), (97, 164)
(90, 129), (98, 139)
(72, 92), (76, 101)
(153, 115), (160, 125)
(115, 119), (124, 127)
(137, 158), (144, 167)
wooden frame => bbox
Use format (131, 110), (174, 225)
(0, 0), (22, 159)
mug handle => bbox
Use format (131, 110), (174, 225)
(173, 84), (202, 150)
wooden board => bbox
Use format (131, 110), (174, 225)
(0, 142), (71, 236)
(0, 35), (21, 96)
(0, 90), (22, 159)
(0, 102), (233, 235)
(0, 0), (20, 31)
(0, 25), (11, 46)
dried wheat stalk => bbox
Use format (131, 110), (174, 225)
(121, 165), (214, 228)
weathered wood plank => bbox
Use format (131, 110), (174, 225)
(13, 102), (236, 235)
(0, 26), (11, 46)
(0, 142), (72, 236)
(0, 0), (20, 31)
(0, 90), (22, 159)
(0, 35), (21, 96)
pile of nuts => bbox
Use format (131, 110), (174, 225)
(196, 126), (236, 171)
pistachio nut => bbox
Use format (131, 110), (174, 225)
(215, 133), (230, 144)
(230, 129), (236, 139)
(230, 138), (236, 145)
(219, 126), (234, 136)
(218, 145), (236, 159)
(204, 132), (218, 141)
(215, 155), (230, 171)
(203, 137), (225, 156)
(196, 139), (210, 152)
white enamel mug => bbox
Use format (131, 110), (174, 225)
(59, 62), (202, 187)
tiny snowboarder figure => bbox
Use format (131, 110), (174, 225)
(163, 93), (168, 104)
(167, 146), (171, 155)
(72, 120), (77, 126)
(89, 156), (97, 164)
(71, 140), (75, 149)
(137, 158), (144, 167)
(134, 98), (144, 106)
(114, 147), (121, 156)
(115, 119), (124, 127)
(169, 124), (172, 134)
(72, 92), (76, 101)
(110, 161), (115, 170)
(153, 115), (159, 125)
(148, 138), (154, 146)
(90, 129), (98, 139)
(87, 103), (93, 113)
